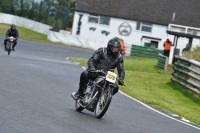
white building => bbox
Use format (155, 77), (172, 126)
(72, 0), (200, 53)
(72, 12), (167, 50)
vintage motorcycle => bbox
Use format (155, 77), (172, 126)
(6, 36), (15, 55)
(71, 70), (123, 119)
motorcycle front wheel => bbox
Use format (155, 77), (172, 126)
(7, 42), (11, 55)
(94, 87), (112, 119)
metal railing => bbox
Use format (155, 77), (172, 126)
(172, 57), (200, 96)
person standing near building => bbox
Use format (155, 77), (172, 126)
(119, 39), (126, 56)
(114, 37), (126, 56)
(163, 39), (173, 57)
(182, 44), (190, 53)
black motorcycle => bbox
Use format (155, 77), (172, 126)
(6, 36), (15, 55)
(71, 70), (123, 119)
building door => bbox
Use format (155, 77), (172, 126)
(144, 41), (158, 48)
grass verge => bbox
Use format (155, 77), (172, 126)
(70, 57), (200, 125)
(0, 23), (48, 43)
(0, 23), (92, 51)
(1, 23), (200, 125)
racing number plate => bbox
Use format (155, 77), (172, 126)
(106, 71), (117, 83)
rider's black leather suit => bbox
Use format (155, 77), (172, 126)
(78, 47), (125, 96)
(4, 29), (19, 48)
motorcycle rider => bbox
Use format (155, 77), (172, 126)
(4, 24), (19, 51)
(72, 38), (125, 100)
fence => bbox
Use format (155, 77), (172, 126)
(172, 57), (200, 97)
(130, 45), (162, 58)
(157, 53), (168, 70)
(0, 13), (52, 35)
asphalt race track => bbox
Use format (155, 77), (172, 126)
(0, 38), (199, 133)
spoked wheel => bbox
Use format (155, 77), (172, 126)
(7, 43), (11, 55)
(94, 88), (112, 119)
(75, 100), (84, 112)
(8, 49), (11, 55)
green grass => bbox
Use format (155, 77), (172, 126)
(182, 46), (200, 62)
(1, 23), (200, 125)
(0, 23), (48, 42)
(0, 23), (90, 50)
(71, 57), (200, 125)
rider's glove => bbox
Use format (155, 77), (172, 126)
(118, 78), (124, 85)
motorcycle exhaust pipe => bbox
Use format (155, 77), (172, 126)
(85, 91), (99, 108)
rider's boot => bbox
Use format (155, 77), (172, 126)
(71, 92), (79, 100)
(12, 45), (15, 51)
(4, 45), (7, 51)
(71, 86), (85, 100)
(12, 43), (16, 51)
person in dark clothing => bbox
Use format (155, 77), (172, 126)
(4, 24), (19, 51)
(182, 44), (190, 53)
(72, 38), (125, 100)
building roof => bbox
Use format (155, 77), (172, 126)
(75, 0), (200, 28)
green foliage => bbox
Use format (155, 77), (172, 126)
(0, 23), (47, 42)
(57, 0), (72, 6)
(0, 23), (82, 49)
(182, 46), (200, 62)
(0, 23), (199, 124)
(0, 0), (75, 29)
(0, 0), (10, 13)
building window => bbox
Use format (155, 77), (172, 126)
(99, 16), (110, 25)
(136, 22), (152, 32)
(187, 29), (200, 36)
(88, 15), (110, 25)
(88, 16), (99, 23)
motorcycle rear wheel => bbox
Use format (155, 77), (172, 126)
(94, 88), (112, 119)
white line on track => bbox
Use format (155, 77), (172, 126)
(119, 90), (200, 130)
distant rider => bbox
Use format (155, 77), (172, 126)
(4, 24), (19, 51)
(71, 38), (125, 100)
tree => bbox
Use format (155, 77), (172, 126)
(56, 0), (76, 29)
(0, 0), (11, 13)
(57, 0), (71, 6)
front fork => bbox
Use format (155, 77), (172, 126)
(98, 85), (113, 108)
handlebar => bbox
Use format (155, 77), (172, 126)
(89, 70), (106, 75)
(90, 69), (125, 86)
(7, 37), (16, 40)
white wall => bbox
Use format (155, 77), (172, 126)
(72, 11), (168, 50)
(0, 13), (117, 51)
(47, 30), (108, 50)
(0, 13), (52, 35)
